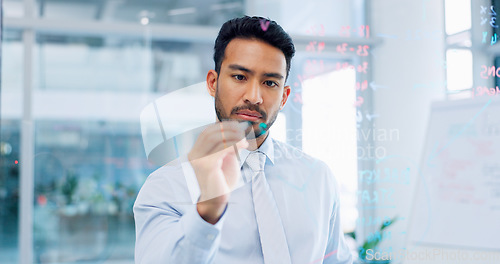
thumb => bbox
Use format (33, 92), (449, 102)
(220, 148), (241, 190)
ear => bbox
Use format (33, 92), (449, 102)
(280, 85), (291, 110)
(207, 69), (218, 97)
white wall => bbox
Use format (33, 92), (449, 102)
(370, 0), (446, 260)
(370, 1), (500, 263)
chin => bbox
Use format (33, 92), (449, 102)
(251, 124), (268, 138)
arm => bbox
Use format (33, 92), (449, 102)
(134, 121), (248, 263)
(133, 171), (226, 264)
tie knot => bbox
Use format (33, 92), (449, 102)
(246, 151), (266, 172)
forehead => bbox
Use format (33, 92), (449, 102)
(222, 38), (287, 75)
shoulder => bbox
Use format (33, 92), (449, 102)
(272, 138), (331, 174)
(145, 160), (185, 189)
(134, 157), (192, 207)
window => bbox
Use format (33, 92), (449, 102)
(446, 49), (473, 91)
(444, 0), (500, 99)
(302, 67), (358, 232)
(444, 0), (471, 35)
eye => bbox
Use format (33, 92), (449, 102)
(233, 75), (246, 81)
(264, 80), (278, 87)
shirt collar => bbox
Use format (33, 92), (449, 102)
(238, 131), (275, 169)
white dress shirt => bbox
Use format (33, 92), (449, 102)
(134, 133), (353, 264)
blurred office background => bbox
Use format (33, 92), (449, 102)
(1, 0), (499, 263)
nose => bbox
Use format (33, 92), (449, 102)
(243, 80), (263, 105)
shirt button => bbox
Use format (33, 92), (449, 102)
(206, 234), (215, 240)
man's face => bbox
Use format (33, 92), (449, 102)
(207, 38), (291, 139)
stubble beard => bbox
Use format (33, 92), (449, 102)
(214, 85), (280, 139)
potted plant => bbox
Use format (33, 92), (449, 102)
(60, 171), (79, 216)
(347, 216), (398, 264)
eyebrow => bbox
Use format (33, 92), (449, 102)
(263, 72), (284, 79)
(228, 64), (284, 80)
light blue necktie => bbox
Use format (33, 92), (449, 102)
(246, 151), (292, 264)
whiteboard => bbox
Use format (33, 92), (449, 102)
(409, 96), (500, 250)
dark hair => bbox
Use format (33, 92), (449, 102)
(213, 16), (295, 81)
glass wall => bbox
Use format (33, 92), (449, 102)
(1, 0), (366, 263)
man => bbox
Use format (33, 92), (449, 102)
(134, 16), (353, 264)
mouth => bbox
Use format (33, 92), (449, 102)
(235, 110), (263, 122)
